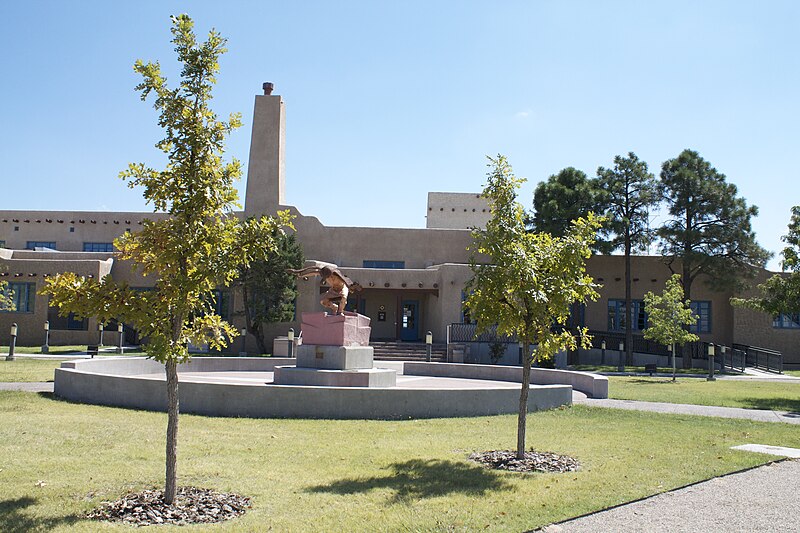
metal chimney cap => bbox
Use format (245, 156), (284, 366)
(262, 82), (274, 95)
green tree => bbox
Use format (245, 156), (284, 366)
(658, 149), (770, 300)
(732, 206), (800, 321)
(643, 274), (699, 381)
(466, 155), (600, 459)
(0, 277), (14, 312)
(531, 167), (612, 253)
(239, 230), (304, 354)
(597, 152), (659, 364)
(42, 15), (292, 504)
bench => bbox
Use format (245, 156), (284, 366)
(643, 363), (657, 376)
(87, 344), (99, 358)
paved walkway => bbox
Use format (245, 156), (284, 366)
(575, 397), (800, 424)
(540, 459), (800, 532)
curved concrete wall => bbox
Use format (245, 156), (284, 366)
(403, 362), (608, 399)
(53, 357), (573, 420)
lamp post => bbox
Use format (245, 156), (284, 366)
(41, 321), (50, 354)
(425, 331), (433, 363)
(617, 341), (624, 372)
(116, 322), (124, 354)
(601, 340), (606, 365)
(98, 323), (104, 347)
(239, 328), (247, 356)
(288, 328), (295, 358)
(707, 343), (716, 381)
(6, 323), (18, 361)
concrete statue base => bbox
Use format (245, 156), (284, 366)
(273, 343), (397, 387)
(273, 365), (397, 387)
(300, 312), (371, 347)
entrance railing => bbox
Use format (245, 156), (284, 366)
(732, 343), (783, 374)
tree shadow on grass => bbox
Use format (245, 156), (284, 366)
(624, 378), (678, 385)
(0, 496), (83, 533)
(306, 458), (512, 504)
(738, 397), (800, 413)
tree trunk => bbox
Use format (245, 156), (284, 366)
(241, 281), (269, 355)
(682, 205), (693, 369)
(625, 232), (633, 366)
(253, 323), (268, 356)
(164, 359), (179, 504)
(517, 341), (531, 459)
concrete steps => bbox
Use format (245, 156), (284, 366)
(371, 341), (447, 362)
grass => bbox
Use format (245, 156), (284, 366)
(0, 359), (63, 382)
(1, 392), (799, 531)
(609, 376), (800, 412)
(570, 364), (710, 375)
(785, 370), (800, 377)
(1, 345), (97, 355)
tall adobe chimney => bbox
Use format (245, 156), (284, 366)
(244, 82), (285, 215)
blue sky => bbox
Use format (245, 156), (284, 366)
(2, 1), (798, 270)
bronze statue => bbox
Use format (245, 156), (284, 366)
(288, 262), (360, 315)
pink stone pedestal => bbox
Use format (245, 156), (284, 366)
(300, 312), (371, 347)
(273, 311), (396, 387)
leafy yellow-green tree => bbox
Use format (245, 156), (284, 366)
(643, 274), (699, 381)
(733, 206), (800, 323)
(466, 155), (601, 459)
(41, 15), (292, 504)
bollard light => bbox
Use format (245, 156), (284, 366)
(7, 322), (18, 361)
(98, 322), (104, 347)
(426, 331), (433, 362)
(707, 344), (716, 381)
(617, 341), (624, 373)
(288, 328), (295, 358)
(116, 322), (124, 354)
(239, 328), (248, 356)
(600, 339), (606, 365)
(42, 320), (50, 354)
(601, 340), (606, 350)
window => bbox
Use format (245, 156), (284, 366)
(211, 289), (231, 319)
(3, 282), (36, 313)
(26, 241), (56, 250)
(607, 299), (647, 331)
(689, 301), (712, 333)
(83, 242), (115, 252)
(363, 260), (405, 269)
(0, 240), (5, 248)
(47, 306), (88, 330)
(773, 313), (800, 329)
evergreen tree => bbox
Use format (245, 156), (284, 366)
(597, 152), (659, 364)
(531, 167), (611, 253)
(659, 149), (770, 299)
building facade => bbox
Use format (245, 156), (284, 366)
(1, 86), (798, 367)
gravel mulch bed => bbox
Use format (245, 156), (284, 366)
(87, 486), (251, 526)
(469, 450), (580, 473)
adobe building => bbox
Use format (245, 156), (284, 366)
(1, 85), (798, 368)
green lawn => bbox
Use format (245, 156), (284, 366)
(609, 376), (800, 412)
(1, 345), (94, 355)
(0, 359), (64, 382)
(785, 370), (800, 377)
(1, 392), (798, 532)
(570, 364), (710, 375)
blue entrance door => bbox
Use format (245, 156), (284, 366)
(400, 300), (420, 341)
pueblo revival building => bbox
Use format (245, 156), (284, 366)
(1, 84), (798, 368)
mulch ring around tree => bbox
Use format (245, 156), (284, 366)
(469, 450), (580, 473)
(87, 486), (251, 526)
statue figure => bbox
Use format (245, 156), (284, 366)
(288, 262), (360, 315)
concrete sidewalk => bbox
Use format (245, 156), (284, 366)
(540, 459), (800, 533)
(575, 396), (800, 424)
